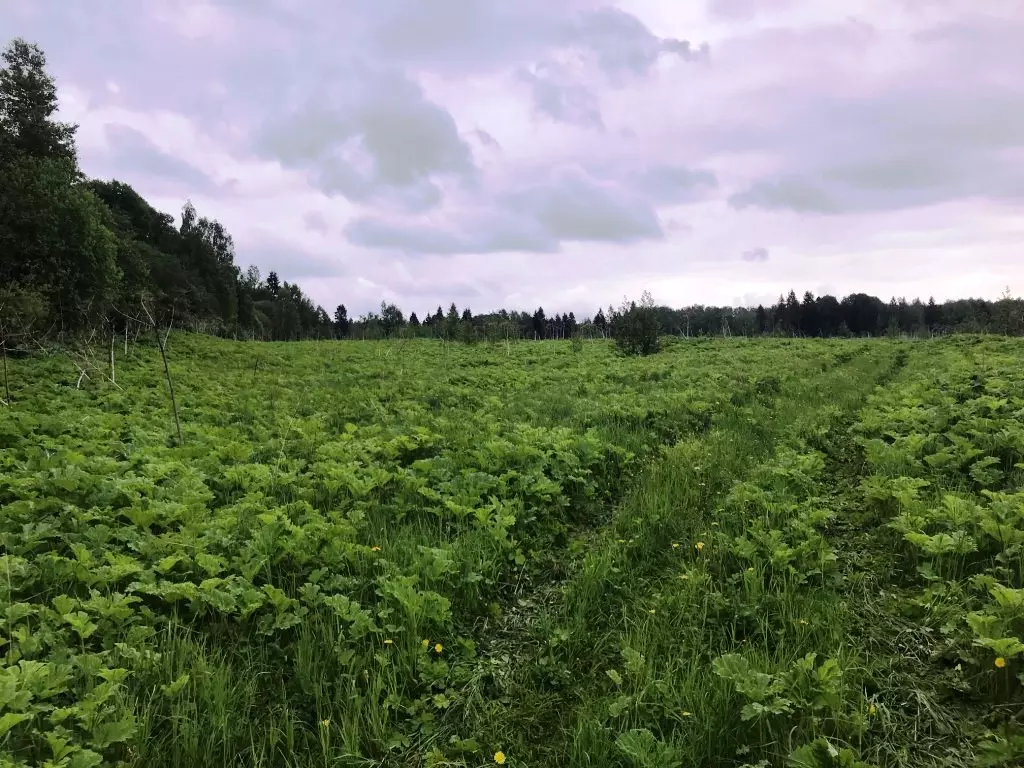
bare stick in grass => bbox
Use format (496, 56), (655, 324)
(1, 341), (9, 405)
(142, 300), (184, 445)
(109, 325), (116, 386)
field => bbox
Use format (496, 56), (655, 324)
(1, 334), (1022, 767)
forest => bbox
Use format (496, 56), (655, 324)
(2, 37), (1022, 349)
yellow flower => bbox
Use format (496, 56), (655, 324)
(799, 619), (808, 625)
(681, 710), (693, 717)
(383, 638), (393, 645)
(320, 718), (330, 727)
(672, 542), (680, 549)
(746, 567), (754, 573)
(995, 656), (1007, 669)
(868, 704), (876, 715)
(494, 751), (506, 764)
(421, 639), (429, 649)
(648, 609), (656, 614)
(371, 546), (381, 552)
(679, 573), (689, 580)
(695, 541), (705, 551)
(434, 643), (444, 654)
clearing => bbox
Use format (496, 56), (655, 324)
(1, 335), (1021, 767)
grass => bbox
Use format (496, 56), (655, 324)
(0, 334), (1021, 767)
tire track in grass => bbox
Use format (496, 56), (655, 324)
(450, 343), (901, 766)
(547, 344), (904, 768)
(829, 339), (1020, 768)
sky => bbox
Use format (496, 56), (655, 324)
(2, 0), (1023, 318)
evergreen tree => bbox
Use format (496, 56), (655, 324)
(444, 303), (460, 339)
(266, 271), (280, 299)
(800, 291), (818, 336)
(531, 307), (546, 339)
(755, 304), (767, 334)
(333, 304), (350, 336)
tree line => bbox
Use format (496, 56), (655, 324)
(3, 37), (1022, 352)
(344, 290), (1024, 342)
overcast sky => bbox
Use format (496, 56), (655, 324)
(3, 0), (1022, 317)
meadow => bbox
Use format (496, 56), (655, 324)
(0, 334), (1021, 767)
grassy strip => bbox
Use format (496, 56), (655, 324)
(445, 343), (901, 766)
(835, 337), (1024, 768)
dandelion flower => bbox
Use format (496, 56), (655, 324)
(672, 543), (680, 549)
(421, 639), (429, 649)
(434, 643), (444, 654)
(494, 751), (506, 764)
(995, 656), (1007, 669)
(371, 546), (381, 552)
(383, 638), (393, 645)
(695, 541), (705, 551)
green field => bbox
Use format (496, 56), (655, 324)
(1, 335), (1022, 767)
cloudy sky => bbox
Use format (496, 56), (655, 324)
(3, 0), (1022, 317)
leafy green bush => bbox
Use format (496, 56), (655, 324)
(614, 292), (661, 356)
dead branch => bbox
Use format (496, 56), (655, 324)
(1, 342), (9, 405)
(163, 306), (175, 348)
(142, 300), (184, 445)
(109, 326), (116, 386)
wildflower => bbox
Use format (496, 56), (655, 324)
(679, 573), (689, 580)
(799, 619), (808, 625)
(383, 638), (394, 645)
(695, 541), (705, 551)
(672, 542), (680, 549)
(681, 711), (693, 717)
(995, 656), (1007, 669)
(371, 546), (381, 552)
(746, 567), (754, 573)
(617, 539), (626, 543)
(421, 639), (429, 649)
(320, 718), (330, 727)
(648, 609), (656, 614)
(494, 751), (506, 764)
(868, 704), (876, 715)
(434, 643), (444, 654)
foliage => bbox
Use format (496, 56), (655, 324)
(3, 333), (1023, 765)
(613, 292), (662, 357)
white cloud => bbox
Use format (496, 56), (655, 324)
(7, 0), (1023, 315)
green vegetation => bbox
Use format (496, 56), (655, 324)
(2, 32), (1023, 768)
(2, 334), (1022, 767)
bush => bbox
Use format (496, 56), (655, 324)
(613, 292), (661, 356)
